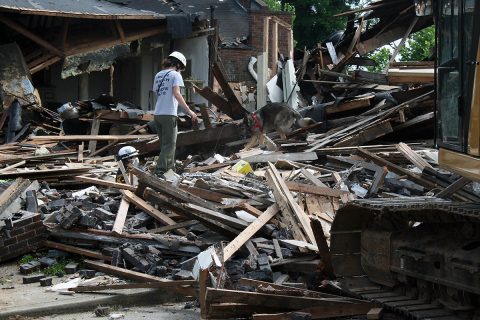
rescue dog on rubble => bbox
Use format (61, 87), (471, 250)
(243, 102), (316, 149)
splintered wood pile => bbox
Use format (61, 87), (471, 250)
(1, 129), (479, 319)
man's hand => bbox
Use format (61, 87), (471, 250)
(190, 110), (198, 125)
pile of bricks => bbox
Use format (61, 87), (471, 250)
(0, 212), (47, 262)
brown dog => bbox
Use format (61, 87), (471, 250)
(244, 102), (316, 149)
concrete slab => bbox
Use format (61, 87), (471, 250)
(0, 261), (194, 319)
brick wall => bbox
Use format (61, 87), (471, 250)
(0, 212), (47, 262)
(218, 11), (293, 85)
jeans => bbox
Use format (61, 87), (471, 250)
(154, 115), (177, 174)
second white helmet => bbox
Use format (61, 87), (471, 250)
(168, 51), (187, 69)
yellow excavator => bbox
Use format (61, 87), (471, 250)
(330, 0), (480, 319)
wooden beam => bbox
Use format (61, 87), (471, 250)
(0, 14), (64, 57)
(44, 240), (111, 261)
(435, 177), (471, 199)
(91, 123), (148, 156)
(87, 118), (101, 156)
(395, 142), (433, 171)
(149, 220), (198, 234)
(74, 175), (136, 191)
(84, 259), (169, 283)
(0, 178), (31, 213)
(310, 217), (334, 278)
(268, 163), (316, 245)
(30, 134), (156, 142)
(271, 21), (278, 76)
(199, 269), (209, 319)
(285, 181), (348, 198)
(223, 204), (279, 262)
(263, 17), (270, 54)
(212, 63), (246, 119)
(112, 197), (129, 235)
(114, 20), (126, 42)
(325, 97), (371, 115)
(71, 281), (195, 296)
(0, 160), (26, 173)
(123, 190), (188, 236)
(193, 84), (233, 118)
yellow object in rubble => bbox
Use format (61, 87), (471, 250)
(232, 160), (253, 174)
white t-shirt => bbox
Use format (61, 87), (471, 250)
(153, 69), (184, 116)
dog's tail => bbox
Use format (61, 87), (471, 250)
(294, 111), (316, 128)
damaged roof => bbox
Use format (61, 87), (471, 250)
(0, 0), (164, 19)
(108, 0), (265, 46)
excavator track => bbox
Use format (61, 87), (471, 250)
(330, 197), (480, 320)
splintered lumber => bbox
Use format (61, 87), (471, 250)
(123, 190), (188, 236)
(367, 307), (384, 320)
(252, 303), (377, 320)
(285, 181), (348, 198)
(184, 203), (248, 230)
(44, 240), (111, 261)
(71, 281), (196, 296)
(149, 220), (198, 234)
(0, 167), (90, 179)
(334, 120), (393, 147)
(205, 288), (375, 316)
(310, 217), (334, 278)
(305, 195), (334, 223)
(266, 169), (307, 242)
(199, 268), (209, 319)
(0, 160), (26, 172)
(112, 197), (129, 235)
(193, 84), (233, 118)
(30, 134), (156, 141)
(84, 260), (168, 283)
(212, 62), (247, 119)
(74, 175), (136, 191)
(223, 204), (279, 262)
(267, 163), (316, 245)
(241, 152), (318, 163)
(325, 96), (371, 115)
(132, 166), (219, 212)
(435, 177), (471, 199)
(395, 142), (433, 171)
(301, 168), (328, 187)
(179, 186), (228, 203)
(183, 163), (229, 173)
(357, 148), (435, 189)
(144, 188), (239, 237)
(0, 178), (31, 214)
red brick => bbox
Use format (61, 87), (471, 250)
(16, 230), (36, 242)
(8, 227), (25, 237)
(24, 220), (45, 232)
(7, 240), (29, 253)
(12, 217), (34, 228)
(3, 236), (17, 246)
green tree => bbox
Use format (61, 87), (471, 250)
(399, 25), (435, 61)
(367, 47), (391, 72)
(264, 0), (348, 49)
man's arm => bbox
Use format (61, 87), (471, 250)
(173, 86), (197, 123)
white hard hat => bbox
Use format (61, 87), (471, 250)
(117, 146), (139, 161)
(168, 51), (187, 69)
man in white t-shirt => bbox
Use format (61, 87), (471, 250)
(152, 51), (197, 176)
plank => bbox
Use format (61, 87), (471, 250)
(0, 178), (31, 214)
(184, 203), (248, 230)
(123, 190), (187, 236)
(44, 240), (111, 261)
(112, 197), (129, 235)
(132, 166), (219, 212)
(74, 175), (136, 191)
(149, 220), (198, 234)
(71, 281), (195, 296)
(0, 167), (90, 179)
(212, 62), (247, 119)
(435, 177), (471, 199)
(206, 288), (375, 312)
(30, 134), (156, 141)
(301, 168), (328, 187)
(91, 123), (149, 156)
(286, 181), (347, 198)
(334, 120), (393, 147)
(242, 152), (318, 163)
(84, 260), (168, 283)
(305, 195), (334, 223)
(396, 142), (433, 171)
(87, 118), (101, 155)
(266, 169), (307, 242)
(268, 163), (316, 245)
(325, 97), (371, 115)
(252, 302), (375, 320)
(223, 204), (279, 262)
(310, 217), (334, 278)
(198, 104), (212, 129)
(357, 148), (435, 189)
(199, 268), (209, 319)
(184, 162), (229, 173)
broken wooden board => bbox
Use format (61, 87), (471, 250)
(396, 142), (433, 171)
(285, 181), (348, 198)
(241, 152), (318, 164)
(74, 175), (136, 191)
(84, 260), (171, 283)
(30, 134), (156, 142)
(44, 240), (111, 261)
(222, 204), (279, 262)
(267, 163), (316, 245)
(123, 190), (188, 236)
(112, 197), (129, 235)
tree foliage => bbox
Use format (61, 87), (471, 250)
(367, 47), (391, 72)
(265, 0), (349, 49)
(399, 26), (435, 61)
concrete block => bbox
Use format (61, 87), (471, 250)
(79, 269), (96, 278)
(40, 277), (53, 286)
(23, 273), (46, 284)
(65, 262), (78, 274)
(20, 260), (41, 274)
(93, 208), (116, 221)
(122, 248), (150, 272)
